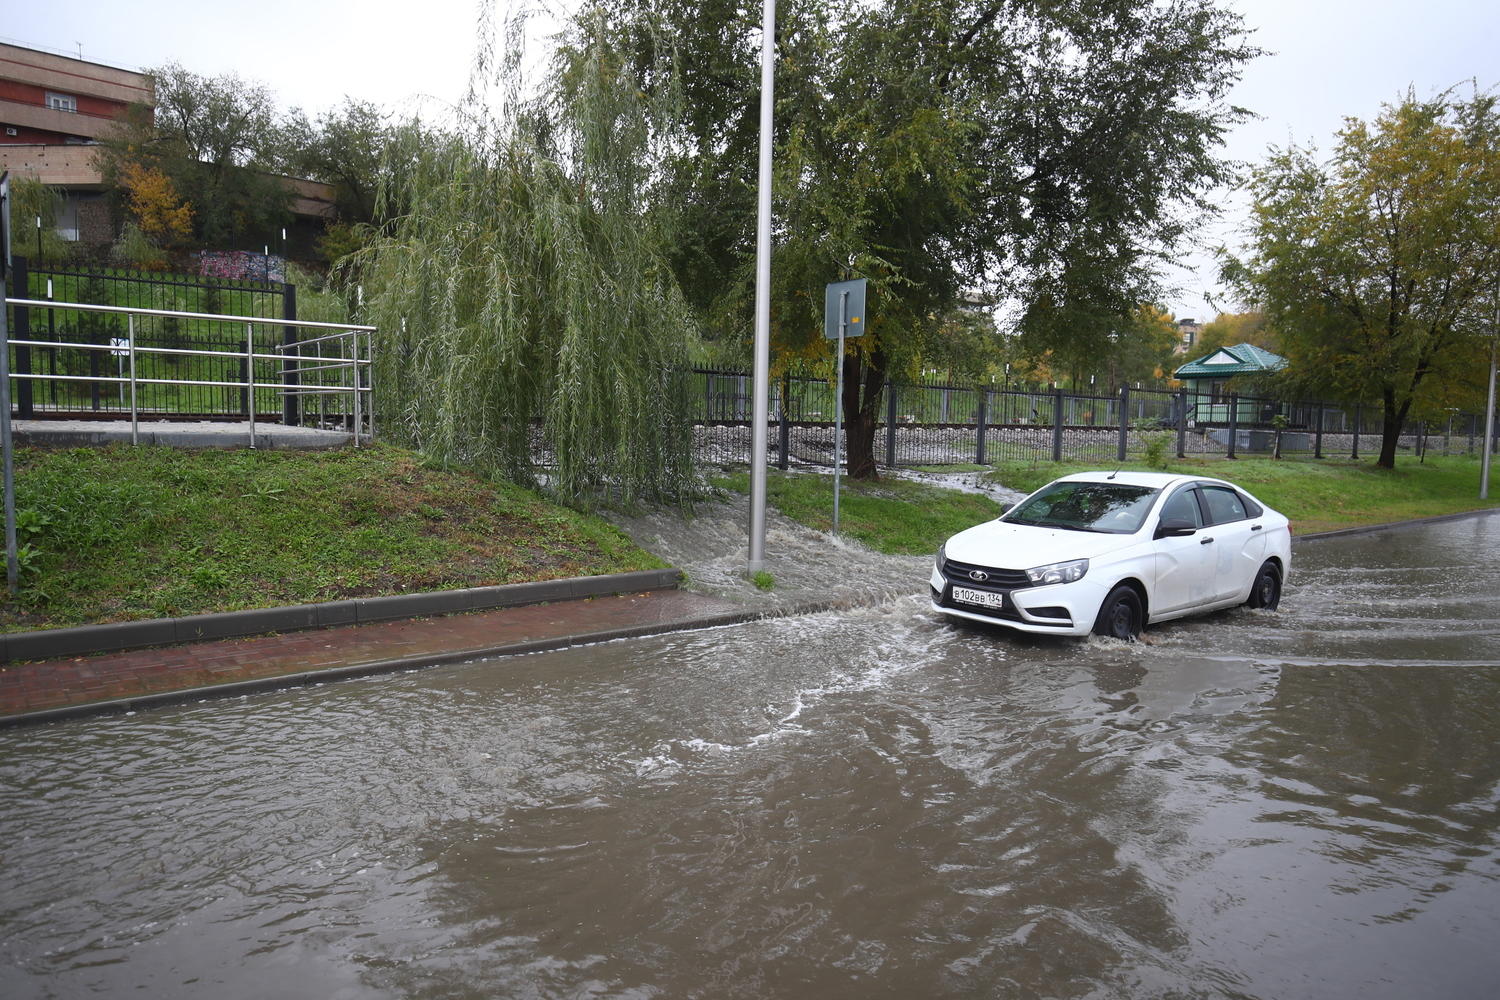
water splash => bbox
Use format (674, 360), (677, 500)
(607, 493), (933, 610)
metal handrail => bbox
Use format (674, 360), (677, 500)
(4, 297), (375, 331)
(3, 296), (375, 448)
(6, 336), (370, 366)
(282, 330), (369, 348)
(9, 373), (352, 391)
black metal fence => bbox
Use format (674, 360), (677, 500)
(6, 256), (298, 422)
(6, 270), (1489, 469)
(691, 369), (1491, 469)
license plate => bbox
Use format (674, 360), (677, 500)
(952, 586), (1004, 609)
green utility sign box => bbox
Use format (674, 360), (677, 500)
(824, 279), (867, 339)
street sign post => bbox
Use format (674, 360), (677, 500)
(824, 278), (867, 535)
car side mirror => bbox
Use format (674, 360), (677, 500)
(1154, 518), (1198, 539)
(996, 502), (1014, 516)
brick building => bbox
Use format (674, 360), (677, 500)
(0, 41), (151, 244)
(1, 41), (335, 256)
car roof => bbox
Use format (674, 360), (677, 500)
(1053, 470), (1195, 490)
(1052, 470), (1260, 496)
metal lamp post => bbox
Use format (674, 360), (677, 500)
(1484, 334), (1497, 500)
(747, 0), (776, 574)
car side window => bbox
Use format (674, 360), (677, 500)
(1159, 487), (1202, 527)
(1201, 486), (1248, 525)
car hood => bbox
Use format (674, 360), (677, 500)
(945, 520), (1142, 569)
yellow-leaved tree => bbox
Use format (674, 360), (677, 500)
(118, 161), (194, 248)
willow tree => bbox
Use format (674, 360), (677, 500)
(355, 13), (698, 505)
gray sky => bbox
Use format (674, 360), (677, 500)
(7, 0), (1498, 322)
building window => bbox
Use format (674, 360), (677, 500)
(45, 92), (78, 112)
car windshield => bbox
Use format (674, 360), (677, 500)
(1003, 481), (1160, 534)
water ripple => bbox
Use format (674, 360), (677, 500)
(6, 517), (1500, 997)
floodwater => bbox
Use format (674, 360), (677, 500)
(3, 516), (1500, 998)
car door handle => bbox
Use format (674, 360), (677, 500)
(1251, 524), (1263, 531)
(1200, 536), (1214, 545)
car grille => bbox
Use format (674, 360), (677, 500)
(940, 558), (1032, 589)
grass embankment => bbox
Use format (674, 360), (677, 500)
(3, 443), (666, 633)
(988, 455), (1500, 535)
(713, 470), (1005, 555)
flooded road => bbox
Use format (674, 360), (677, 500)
(4, 516), (1500, 998)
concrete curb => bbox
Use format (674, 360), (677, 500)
(12, 420), (352, 451)
(0, 568), (684, 664)
(0, 595), (869, 729)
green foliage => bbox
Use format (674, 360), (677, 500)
(314, 221), (370, 269)
(2, 444), (665, 631)
(1194, 311), (1276, 360)
(1229, 87), (1500, 468)
(596, 0), (1255, 477)
(751, 570), (775, 591)
(100, 62), (294, 250)
(1114, 305), (1183, 388)
(1134, 419), (1174, 470)
(108, 222), (170, 270)
(281, 98), (391, 226)
(355, 12), (698, 506)
(8, 176), (72, 264)
(283, 262), (350, 325)
(921, 306), (1008, 381)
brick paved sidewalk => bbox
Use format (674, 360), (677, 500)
(0, 589), (752, 727)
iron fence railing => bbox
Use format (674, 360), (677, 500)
(8, 256), (296, 421)
(3, 298), (374, 447)
(691, 369), (1492, 470)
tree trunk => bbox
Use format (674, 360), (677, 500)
(1376, 386), (1409, 469)
(841, 345), (887, 480)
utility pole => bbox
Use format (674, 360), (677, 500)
(747, 0), (776, 574)
(1485, 328), (1498, 500)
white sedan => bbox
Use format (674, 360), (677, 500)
(930, 471), (1291, 640)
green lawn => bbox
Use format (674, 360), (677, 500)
(985, 455), (1500, 534)
(3, 443), (665, 632)
(714, 456), (1500, 555)
(11, 447), (1491, 633)
(713, 470), (1004, 555)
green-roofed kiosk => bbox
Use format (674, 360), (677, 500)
(1173, 343), (1288, 426)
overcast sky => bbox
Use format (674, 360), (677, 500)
(7, 0), (1498, 321)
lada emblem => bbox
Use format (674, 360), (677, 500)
(968, 569), (989, 582)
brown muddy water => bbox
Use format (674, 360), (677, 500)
(3, 516), (1499, 998)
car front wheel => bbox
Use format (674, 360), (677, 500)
(1092, 584), (1143, 641)
(1246, 561), (1282, 610)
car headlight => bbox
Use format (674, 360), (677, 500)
(935, 542), (948, 572)
(1026, 558), (1088, 586)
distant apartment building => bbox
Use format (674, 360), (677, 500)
(0, 40), (151, 244)
(1, 40), (336, 256)
(1174, 317), (1202, 355)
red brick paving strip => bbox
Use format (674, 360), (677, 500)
(0, 590), (752, 725)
